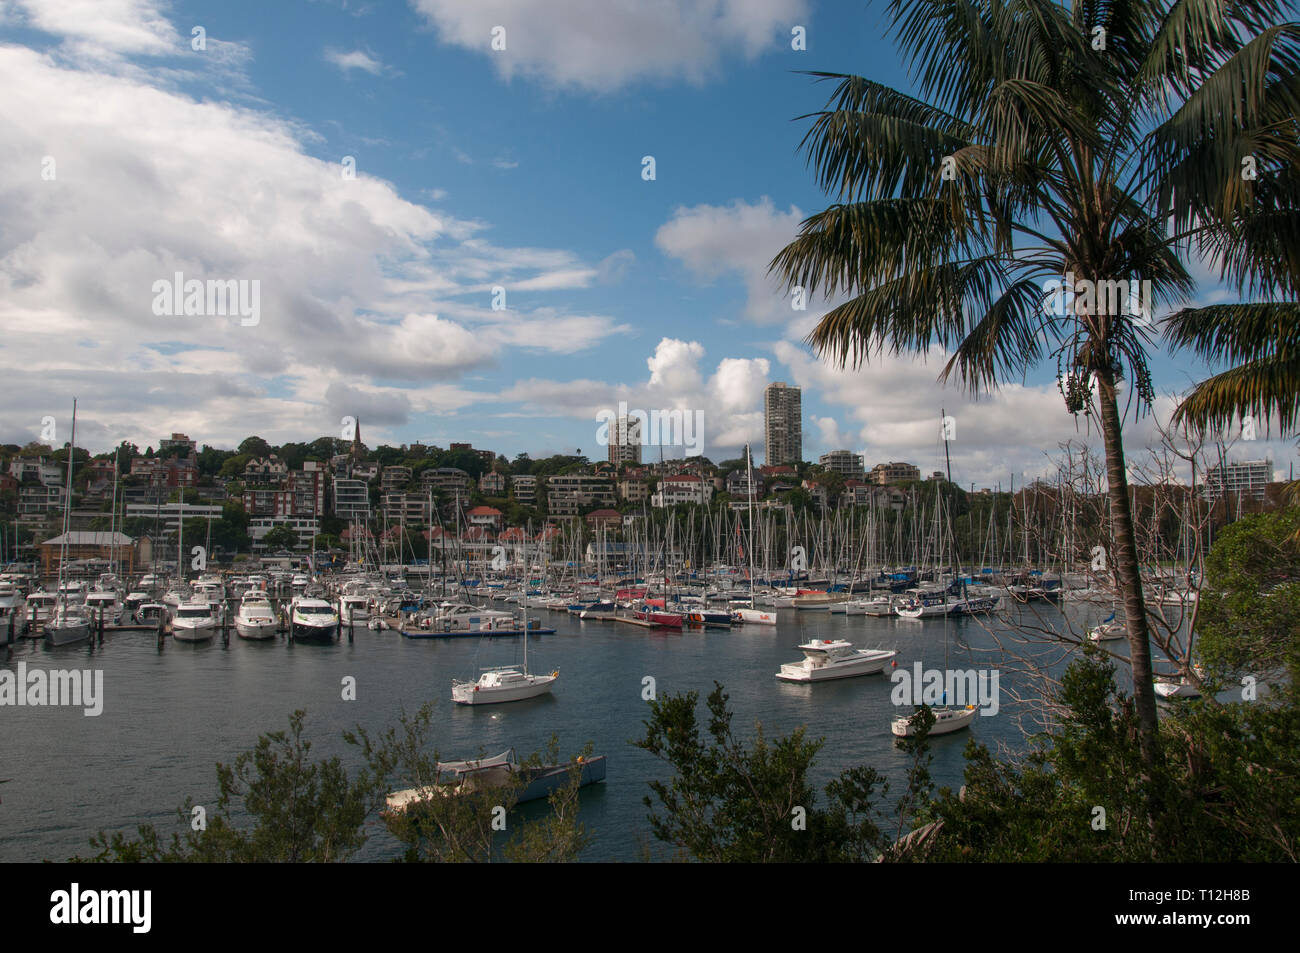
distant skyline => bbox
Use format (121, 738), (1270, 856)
(1, 0), (1294, 488)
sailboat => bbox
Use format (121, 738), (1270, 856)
(451, 541), (557, 705)
(44, 399), (91, 647)
(733, 443), (777, 625)
(890, 413), (979, 737)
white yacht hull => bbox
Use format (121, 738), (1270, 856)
(776, 649), (896, 682)
(732, 608), (777, 625)
(172, 622), (216, 642)
(451, 673), (557, 705)
(235, 619), (278, 640)
(892, 706), (978, 736)
(43, 620), (91, 646)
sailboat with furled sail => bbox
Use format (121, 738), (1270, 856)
(44, 399), (91, 647)
(733, 443), (777, 625)
(891, 411), (977, 737)
(451, 539), (557, 705)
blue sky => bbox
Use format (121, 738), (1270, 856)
(0, 0), (1292, 486)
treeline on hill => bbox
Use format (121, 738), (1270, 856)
(74, 508), (1300, 863)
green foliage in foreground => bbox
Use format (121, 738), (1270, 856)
(632, 681), (938, 862)
(921, 650), (1300, 862)
(75, 708), (590, 863)
(1195, 507), (1300, 688)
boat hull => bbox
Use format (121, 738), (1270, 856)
(732, 608), (777, 625)
(891, 706), (977, 737)
(43, 621), (90, 646)
(235, 620), (278, 640)
(451, 674), (557, 705)
(776, 652), (895, 682)
(291, 622), (338, 643)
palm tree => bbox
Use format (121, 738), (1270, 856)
(1166, 308), (1300, 438)
(770, 0), (1300, 788)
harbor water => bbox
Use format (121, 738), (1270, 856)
(1, 600), (1129, 862)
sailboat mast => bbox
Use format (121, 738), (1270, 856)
(56, 399), (78, 605)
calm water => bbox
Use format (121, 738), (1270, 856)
(1, 601), (1121, 862)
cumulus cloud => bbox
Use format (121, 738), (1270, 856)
(656, 197), (811, 325)
(493, 337), (771, 458)
(0, 43), (631, 454)
(408, 0), (810, 92)
(9, 0), (178, 56)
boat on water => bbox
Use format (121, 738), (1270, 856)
(891, 705), (979, 737)
(234, 592), (278, 640)
(402, 601), (554, 638)
(44, 398), (90, 648)
(775, 639), (897, 682)
(172, 601), (219, 642)
(84, 589), (126, 626)
(578, 600), (617, 621)
(451, 592), (556, 704)
(44, 603), (91, 646)
(895, 588), (952, 619)
(289, 597), (339, 643)
(338, 593), (372, 624)
(792, 590), (850, 610)
(0, 583), (29, 637)
(632, 602), (683, 628)
(1088, 613), (1126, 642)
(136, 602), (171, 630)
(732, 606), (778, 625)
(384, 749), (606, 811)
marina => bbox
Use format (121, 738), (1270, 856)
(0, 560), (1192, 862)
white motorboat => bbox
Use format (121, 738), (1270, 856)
(894, 589), (952, 619)
(775, 639), (897, 682)
(0, 583), (29, 637)
(891, 705), (978, 737)
(123, 591), (151, 620)
(172, 601), (219, 642)
(136, 602), (170, 629)
(289, 597), (339, 643)
(234, 592), (278, 640)
(84, 589), (126, 626)
(338, 593), (372, 624)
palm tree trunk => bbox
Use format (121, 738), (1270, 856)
(1094, 365), (1162, 777)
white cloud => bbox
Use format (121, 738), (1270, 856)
(0, 44), (630, 454)
(11, 0), (177, 56)
(493, 338), (771, 458)
(409, 0), (809, 92)
(324, 48), (386, 75)
(656, 197), (809, 325)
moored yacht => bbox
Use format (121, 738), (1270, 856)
(451, 665), (558, 704)
(234, 592), (278, 640)
(172, 601), (219, 642)
(289, 597), (339, 643)
(775, 639), (898, 682)
(43, 603), (91, 646)
(0, 582), (29, 637)
(891, 705), (978, 737)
